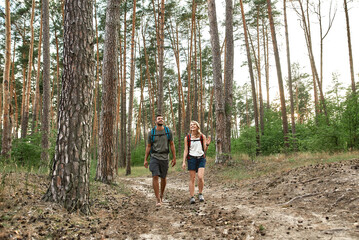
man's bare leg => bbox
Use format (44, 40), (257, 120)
(152, 176), (161, 206)
(160, 177), (166, 203)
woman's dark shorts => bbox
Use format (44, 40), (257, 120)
(187, 155), (206, 172)
(149, 157), (169, 179)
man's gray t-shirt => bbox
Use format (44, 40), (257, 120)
(148, 128), (173, 160)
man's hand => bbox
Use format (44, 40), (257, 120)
(144, 160), (148, 168)
(171, 158), (176, 167)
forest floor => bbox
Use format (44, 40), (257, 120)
(0, 156), (359, 239)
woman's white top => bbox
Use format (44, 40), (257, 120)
(189, 136), (205, 157)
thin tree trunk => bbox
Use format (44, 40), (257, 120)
(21, 0), (36, 138)
(126, 0), (137, 176)
(2, 0), (12, 158)
(33, 12), (43, 133)
(198, 20), (205, 132)
(92, 0), (101, 161)
(240, 0), (260, 155)
(256, 11), (265, 136)
(142, 27), (156, 125)
(267, 0), (289, 148)
(224, 0), (234, 155)
(120, 4), (127, 168)
(157, 0), (165, 115)
(344, 0), (355, 93)
(43, 0), (94, 215)
(41, 0), (51, 165)
(96, 0), (120, 183)
(208, 0), (226, 163)
(10, 38), (18, 138)
(284, 0), (296, 150)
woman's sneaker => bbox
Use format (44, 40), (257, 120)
(198, 193), (204, 202)
(190, 196), (195, 204)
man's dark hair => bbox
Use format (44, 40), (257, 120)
(156, 114), (163, 120)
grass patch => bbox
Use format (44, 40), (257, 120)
(216, 151), (359, 181)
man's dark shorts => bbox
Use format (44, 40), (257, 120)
(149, 157), (169, 179)
(187, 156), (206, 172)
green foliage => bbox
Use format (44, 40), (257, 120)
(131, 140), (146, 166)
(11, 133), (43, 169)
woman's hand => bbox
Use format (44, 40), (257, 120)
(182, 162), (186, 170)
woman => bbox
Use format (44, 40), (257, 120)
(182, 121), (211, 204)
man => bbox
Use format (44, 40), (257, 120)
(144, 115), (176, 206)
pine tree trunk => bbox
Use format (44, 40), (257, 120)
(21, 0), (36, 138)
(267, 0), (289, 148)
(10, 39), (18, 138)
(256, 11), (265, 136)
(33, 13), (43, 133)
(157, 0), (165, 115)
(96, 0), (120, 183)
(1, 0), (12, 158)
(344, 0), (355, 93)
(92, 0), (101, 161)
(240, 0), (260, 155)
(43, 0), (94, 215)
(208, 0), (226, 163)
(198, 21), (205, 132)
(120, 5), (127, 168)
(284, 0), (296, 150)
(126, 0), (137, 176)
(41, 0), (51, 165)
(224, 0), (234, 155)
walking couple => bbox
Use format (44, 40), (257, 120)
(144, 115), (211, 206)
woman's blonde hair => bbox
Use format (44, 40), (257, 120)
(189, 120), (202, 138)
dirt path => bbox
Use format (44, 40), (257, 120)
(120, 159), (359, 239)
(0, 159), (358, 239)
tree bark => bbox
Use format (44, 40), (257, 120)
(157, 0), (165, 115)
(126, 0), (137, 176)
(120, 3), (127, 168)
(43, 0), (94, 215)
(208, 0), (226, 163)
(21, 0), (36, 138)
(240, 0), (260, 155)
(2, 0), (12, 158)
(224, 0), (234, 155)
(344, 0), (355, 93)
(96, 0), (121, 183)
(284, 0), (296, 150)
(41, 0), (51, 165)
(267, 0), (289, 148)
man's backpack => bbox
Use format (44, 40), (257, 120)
(186, 134), (205, 159)
(150, 126), (171, 153)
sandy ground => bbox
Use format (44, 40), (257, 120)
(0, 158), (358, 239)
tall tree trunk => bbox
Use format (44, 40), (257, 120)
(2, 0), (12, 158)
(157, 0), (165, 114)
(193, 14), (198, 122)
(21, 0), (36, 138)
(185, 0), (197, 130)
(43, 0), (94, 215)
(41, 0), (51, 165)
(120, 4), (127, 168)
(10, 38), (18, 138)
(284, 0), (296, 150)
(256, 11), (265, 136)
(198, 20), (205, 132)
(207, 0), (226, 163)
(344, 0), (355, 93)
(142, 27), (156, 125)
(267, 0), (289, 148)
(92, 0), (101, 161)
(224, 0), (234, 155)
(126, 0), (137, 176)
(240, 0), (260, 155)
(33, 12), (43, 133)
(96, 0), (120, 183)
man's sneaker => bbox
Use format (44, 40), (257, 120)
(190, 196), (195, 204)
(198, 193), (205, 202)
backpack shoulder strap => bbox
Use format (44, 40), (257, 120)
(150, 126), (156, 143)
(164, 126), (170, 140)
(200, 134), (204, 151)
